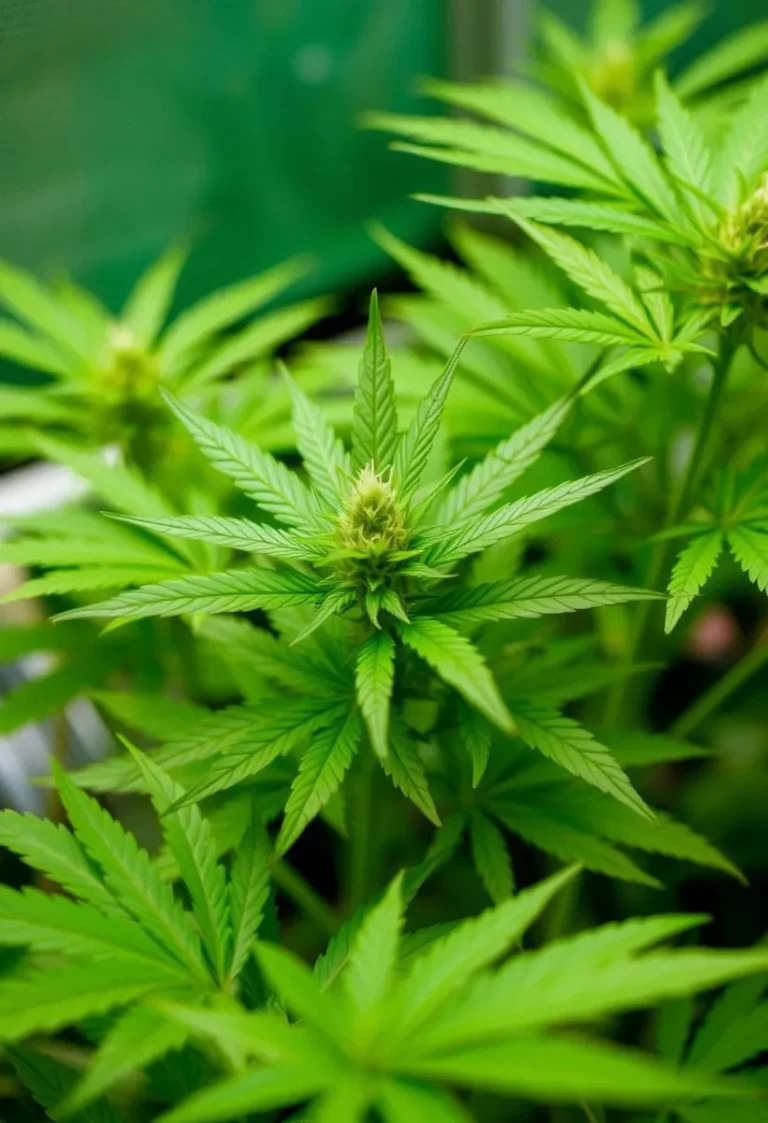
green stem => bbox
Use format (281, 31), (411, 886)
(348, 750), (376, 914)
(605, 330), (737, 727)
(671, 637), (768, 740)
(271, 860), (338, 937)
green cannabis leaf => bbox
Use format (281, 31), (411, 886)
(369, 1), (768, 173)
(55, 293), (659, 830)
(0, 755), (270, 1115)
(0, 251), (328, 456)
(662, 459), (768, 631)
(143, 868), (768, 1122)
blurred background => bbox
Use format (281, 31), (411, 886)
(0, 0), (761, 327)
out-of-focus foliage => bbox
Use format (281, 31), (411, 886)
(0, 252), (329, 462)
(1, 3), (767, 1121)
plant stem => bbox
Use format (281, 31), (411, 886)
(605, 331), (737, 727)
(671, 636), (768, 739)
(271, 860), (338, 937)
(348, 749), (375, 914)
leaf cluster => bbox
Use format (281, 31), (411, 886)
(0, 251), (328, 458)
(37, 293), (680, 851)
(3, 807), (768, 1122)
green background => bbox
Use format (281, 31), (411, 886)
(0, 0), (765, 317)
(0, 0), (446, 313)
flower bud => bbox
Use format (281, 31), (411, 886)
(721, 174), (768, 274)
(337, 464), (408, 555)
(590, 40), (636, 112)
(101, 322), (159, 405)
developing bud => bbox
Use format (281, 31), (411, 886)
(589, 40), (637, 113)
(336, 464), (408, 555)
(720, 174), (768, 274)
(333, 464), (411, 612)
(101, 322), (159, 404)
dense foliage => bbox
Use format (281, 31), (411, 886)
(1, 2), (767, 1121)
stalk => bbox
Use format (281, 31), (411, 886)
(605, 329), (738, 726)
(671, 636), (768, 739)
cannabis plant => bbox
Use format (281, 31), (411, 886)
(47, 293), (668, 828)
(367, 2), (768, 191)
(0, 253), (332, 740)
(0, 250), (327, 461)
(535, 0), (768, 124)
(373, 50), (768, 737)
(2, 767), (768, 1122)
(461, 76), (768, 637)
(1, 13), (767, 1121)
(12, 292), (738, 905)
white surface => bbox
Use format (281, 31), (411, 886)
(0, 459), (98, 806)
(0, 460), (87, 523)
